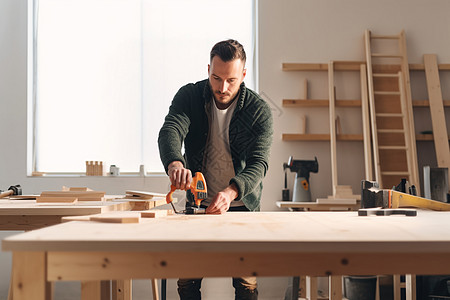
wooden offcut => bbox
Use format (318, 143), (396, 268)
(90, 216), (140, 224)
(141, 210), (174, 218)
(36, 197), (78, 204)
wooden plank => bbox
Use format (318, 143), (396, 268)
(399, 30), (420, 193)
(424, 54), (450, 170)
(365, 29), (383, 187)
(125, 190), (166, 199)
(36, 197), (78, 204)
(360, 64), (373, 180)
(12, 252), (47, 300)
(329, 61), (338, 196)
(40, 191), (105, 199)
(90, 216), (140, 224)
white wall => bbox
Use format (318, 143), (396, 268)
(259, 0), (450, 211)
(1, 0), (450, 299)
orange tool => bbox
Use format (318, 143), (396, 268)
(166, 172), (207, 214)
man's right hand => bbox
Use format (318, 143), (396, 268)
(167, 161), (192, 190)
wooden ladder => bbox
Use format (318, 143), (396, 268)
(364, 29), (420, 192)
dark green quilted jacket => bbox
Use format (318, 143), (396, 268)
(158, 79), (273, 211)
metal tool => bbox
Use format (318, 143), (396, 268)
(361, 180), (450, 211)
(166, 172), (207, 214)
(0, 185), (22, 199)
(283, 156), (318, 202)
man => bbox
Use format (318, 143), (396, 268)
(158, 39), (273, 299)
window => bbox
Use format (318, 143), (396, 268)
(30, 0), (256, 174)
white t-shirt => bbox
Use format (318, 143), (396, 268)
(203, 98), (244, 207)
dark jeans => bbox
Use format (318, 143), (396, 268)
(177, 277), (258, 300)
(178, 205), (257, 299)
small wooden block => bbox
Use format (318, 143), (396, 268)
(141, 210), (173, 218)
(36, 197), (78, 204)
(90, 216), (140, 223)
(130, 201), (152, 211)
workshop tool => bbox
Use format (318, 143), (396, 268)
(361, 180), (450, 211)
(166, 172), (207, 214)
(282, 168), (290, 201)
(283, 156), (318, 202)
(0, 184), (22, 199)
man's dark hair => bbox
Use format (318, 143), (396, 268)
(210, 39), (246, 65)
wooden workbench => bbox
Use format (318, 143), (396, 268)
(3, 211), (450, 300)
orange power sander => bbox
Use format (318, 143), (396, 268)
(166, 172), (207, 214)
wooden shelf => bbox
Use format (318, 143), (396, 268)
(283, 99), (361, 107)
(282, 134), (363, 141)
(282, 133), (449, 142)
(413, 100), (450, 107)
(283, 99), (450, 108)
(282, 61), (450, 72)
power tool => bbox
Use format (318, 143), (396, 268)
(166, 172), (208, 214)
(283, 156), (318, 202)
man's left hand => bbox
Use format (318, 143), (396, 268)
(206, 184), (238, 214)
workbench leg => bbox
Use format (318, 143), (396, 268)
(393, 274), (401, 300)
(112, 279), (132, 300)
(81, 281), (102, 300)
(306, 276), (318, 300)
(299, 276), (307, 298)
(151, 279), (160, 300)
(329, 276), (342, 300)
(405, 274), (416, 300)
(101, 281), (111, 300)
(12, 252), (47, 300)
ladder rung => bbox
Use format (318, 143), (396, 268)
(374, 91), (401, 96)
(373, 73), (399, 78)
(376, 113), (404, 117)
(372, 53), (402, 58)
(371, 34), (400, 40)
(379, 145), (408, 150)
(381, 171), (410, 176)
(378, 129), (405, 133)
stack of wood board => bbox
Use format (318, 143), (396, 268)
(37, 190), (106, 203)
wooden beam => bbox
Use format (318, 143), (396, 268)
(424, 54), (450, 171)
